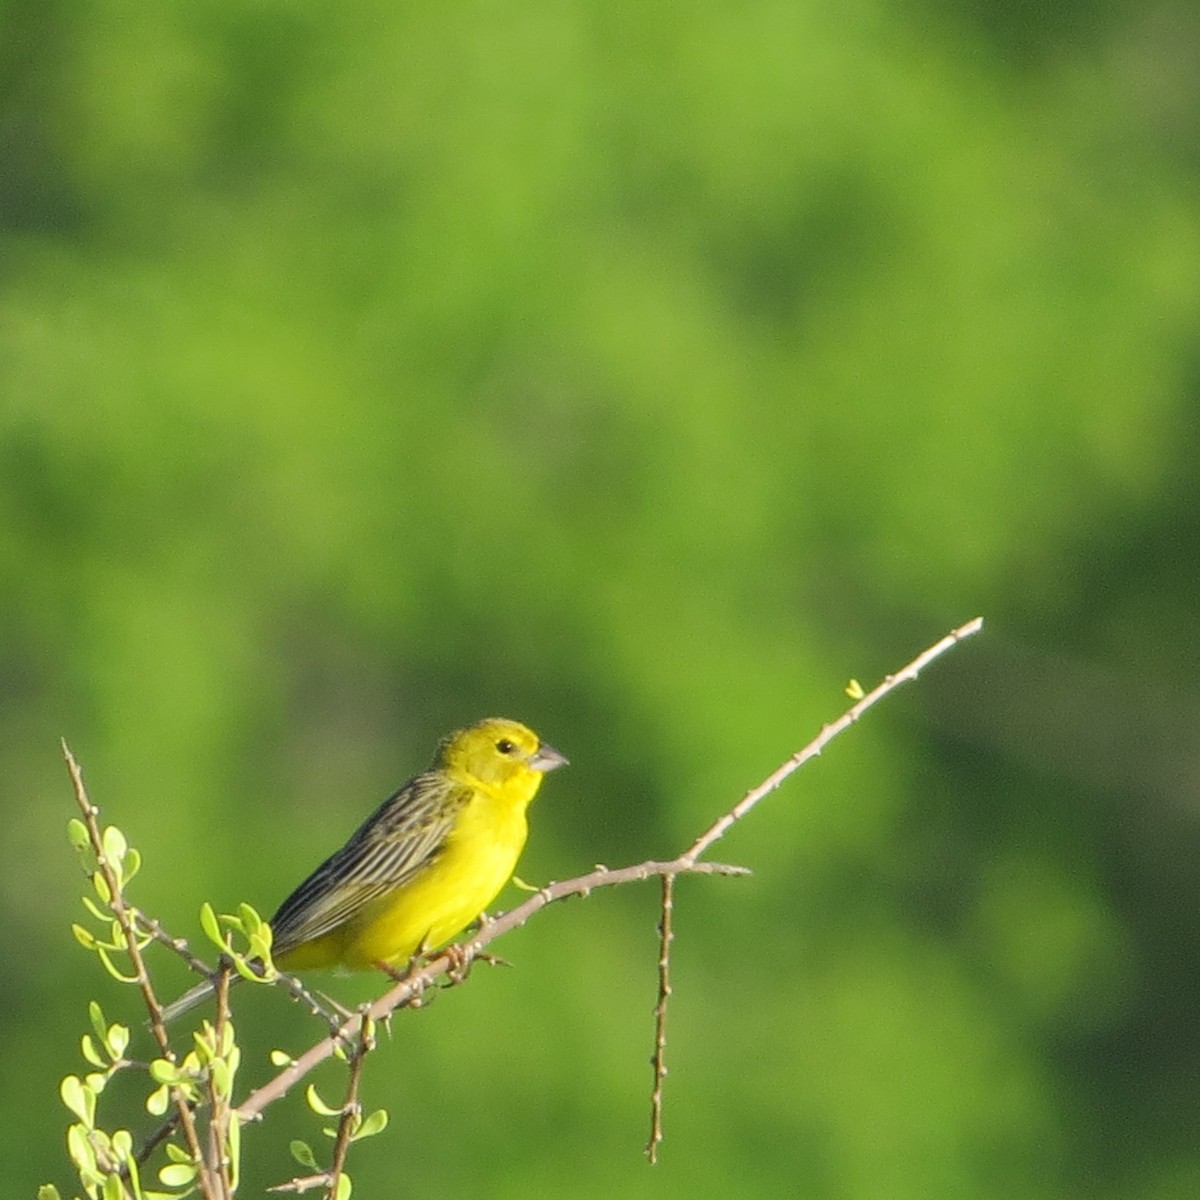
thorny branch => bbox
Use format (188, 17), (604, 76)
(235, 617), (984, 1132)
(646, 873), (674, 1163)
(65, 616), (984, 1182)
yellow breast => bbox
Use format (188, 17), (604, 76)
(335, 781), (531, 971)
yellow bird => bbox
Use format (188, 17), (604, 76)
(161, 718), (567, 1022)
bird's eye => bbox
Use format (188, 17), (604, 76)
(496, 738), (516, 755)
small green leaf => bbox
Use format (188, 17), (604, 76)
(289, 1140), (318, 1169)
(67, 819), (90, 850)
(107, 1023), (130, 1060)
(102, 825), (128, 867)
(149, 1059), (182, 1085)
(111, 1129), (133, 1160)
(66, 1123), (95, 1172)
(334, 1172), (352, 1200)
(81, 1034), (106, 1068)
(103, 1171), (124, 1200)
(84, 1071), (108, 1094)
(305, 1084), (342, 1117)
(227, 1115), (242, 1189)
(146, 1084), (170, 1116)
(199, 902), (224, 949)
(211, 1058), (232, 1099)
(164, 1143), (193, 1164)
(92, 871), (112, 904)
(248, 929), (274, 961)
(81, 895), (110, 922)
(269, 1049), (293, 1067)
(72, 923), (97, 951)
(237, 903), (261, 937)
(60, 1075), (95, 1127)
(121, 847), (142, 885)
(89, 1001), (108, 1044)
(96, 947), (139, 984)
(38, 1186), (64, 1200)
(353, 1108), (389, 1141)
(158, 1162), (197, 1188)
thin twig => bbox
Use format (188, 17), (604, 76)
(267, 1174), (332, 1195)
(326, 1018), (373, 1199)
(682, 615), (984, 865)
(132, 911), (214, 978)
(207, 964), (235, 1198)
(63, 742), (216, 1197)
(645, 873), (675, 1164)
(233, 860), (747, 1121)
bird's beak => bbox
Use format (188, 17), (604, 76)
(530, 742), (569, 772)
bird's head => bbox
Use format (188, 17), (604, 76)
(437, 717), (568, 799)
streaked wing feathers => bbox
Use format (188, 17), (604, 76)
(269, 773), (470, 955)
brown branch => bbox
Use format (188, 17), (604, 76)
(73, 617), (984, 1168)
(682, 616), (984, 865)
(645, 873), (675, 1164)
(63, 742), (217, 1198)
(233, 859), (747, 1122)
(326, 1019), (373, 1198)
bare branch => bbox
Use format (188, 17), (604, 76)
(233, 859), (747, 1122)
(645, 873), (675, 1164)
(682, 615), (984, 864)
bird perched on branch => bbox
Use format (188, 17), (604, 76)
(161, 717), (567, 1022)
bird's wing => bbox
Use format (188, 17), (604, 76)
(269, 773), (471, 954)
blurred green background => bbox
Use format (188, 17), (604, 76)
(4, 0), (1200, 1196)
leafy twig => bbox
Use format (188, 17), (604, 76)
(63, 742), (218, 1196)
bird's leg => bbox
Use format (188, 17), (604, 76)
(459, 912), (512, 970)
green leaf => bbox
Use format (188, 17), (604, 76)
(72, 924), (98, 951)
(121, 847), (142, 885)
(38, 1186), (64, 1200)
(107, 1023), (130, 1060)
(146, 1084), (170, 1116)
(84, 1072), (108, 1094)
(81, 1034), (106, 1068)
(157, 1162), (197, 1188)
(334, 1172), (352, 1200)
(227, 1115), (242, 1189)
(67, 819), (90, 850)
(211, 1058), (232, 1099)
(305, 1084), (342, 1117)
(103, 1172), (124, 1200)
(269, 1049), (294, 1067)
(60, 1075), (95, 1127)
(91, 871), (112, 904)
(66, 1123), (95, 1172)
(289, 1140), (318, 1169)
(353, 1108), (389, 1141)
(89, 1000), (108, 1044)
(96, 947), (139, 984)
(101, 825), (128, 867)
(81, 895), (110, 922)
(149, 1059), (182, 1085)
(164, 1142), (193, 1164)
(199, 902), (225, 949)
(237, 902), (261, 937)
(111, 1129), (133, 1159)
(232, 955), (269, 984)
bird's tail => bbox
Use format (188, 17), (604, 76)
(159, 970), (249, 1025)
